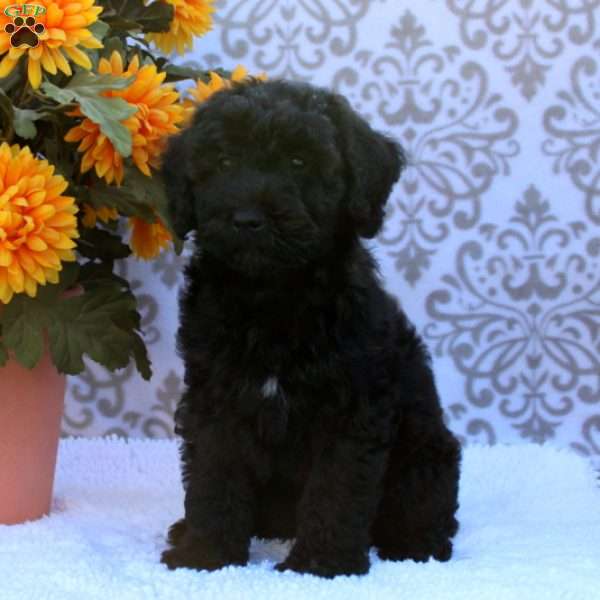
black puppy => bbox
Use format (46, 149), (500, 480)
(160, 79), (461, 578)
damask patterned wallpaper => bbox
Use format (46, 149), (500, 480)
(63, 0), (600, 467)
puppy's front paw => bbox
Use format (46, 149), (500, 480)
(161, 532), (248, 572)
(166, 518), (188, 546)
(162, 546), (215, 571)
(275, 549), (369, 578)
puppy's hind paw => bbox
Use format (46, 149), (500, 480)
(377, 538), (453, 563)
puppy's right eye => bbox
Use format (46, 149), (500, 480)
(219, 157), (233, 170)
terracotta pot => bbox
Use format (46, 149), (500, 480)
(0, 348), (65, 525)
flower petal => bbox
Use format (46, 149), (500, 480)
(27, 58), (43, 89)
(0, 54), (19, 78)
(62, 45), (92, 70)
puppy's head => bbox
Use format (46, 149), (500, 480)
(161, 80), (405, 274)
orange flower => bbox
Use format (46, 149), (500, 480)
(182, 66), (265, 124)
(0, 0), (103, 89)
(0, 142), (78, 303)
(128, 215), (171, 260)
(188, 65), (262, 103)
(146, 0), (214, 55)
(81, 204), (118, 228)
(64, 52), (185, 185)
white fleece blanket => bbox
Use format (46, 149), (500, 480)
(0, 439), (598, 600)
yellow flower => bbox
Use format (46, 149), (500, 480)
(188, 65), (260, 103)
(128, 215), (171, 260)
(0, 143), (78, 304)
(182, 66), (265, 124)
(81, 204), (118, 228)
(0, 0), (103, 89)
(64, 52), (185, 185)
(146, 0), (214, 55)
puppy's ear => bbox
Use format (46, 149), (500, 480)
(160, 127), (195, 240)
(327, 94), (405, 238)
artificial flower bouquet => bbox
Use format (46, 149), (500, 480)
(0, 0), (248, 379)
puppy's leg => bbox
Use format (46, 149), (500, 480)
(254, 478), (298, 540)
(275, 426), (388, 577)
(372, 424), (461, 563)
(161, 420), (256, 571)
(166, 518), (188, 546)
(163, 395), (197, 550)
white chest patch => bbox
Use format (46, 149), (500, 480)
(261, 376), (279, 399)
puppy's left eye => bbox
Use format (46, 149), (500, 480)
(291, 157), (305, 169)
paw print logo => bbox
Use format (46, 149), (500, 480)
(4, 14), (45, 48)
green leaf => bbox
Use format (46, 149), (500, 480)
(47, 294), (139, 377)
(46, 278), (152, 379)
(80, 167), (182, 253)
(163, 63), (211, 83)
(78, 97), (134, 157)
(81, 180), (156, 221)
(101, 36), (126, 57)
(77, 226), (132, 261)
(49, 261), (81, 294)
(0, 88), (13, 118)
(68, 70), (135, 93)
(78, 164), (181, 239)
(104, 16), (141, 31)
(0, 87), (14, 140)
(119, 165), (182, 254)
(41, 72), (133, 104)
(133, 0), (174, 33)
(0, 263), (152, 379)
(13, 107), (44, 139)
(88, 20), (110, 42)
(0, 263), (78, 369)
(0, 338), (9, 368)
(122, 165), (164, 212)
(0, 295), (47, 368)
(43, 125), (75, 179)
(130, 332), (152, 380)
(151, 169), (184, 255)
(78, 261), (128, 291)
(101, 0), (174, 33)
(0, 62), (22, 95)
(42, 72), (137, 156)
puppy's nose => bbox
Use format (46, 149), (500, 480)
(232, 208), (265, 231)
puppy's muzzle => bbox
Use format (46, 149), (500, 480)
(232, 207), (266, 232)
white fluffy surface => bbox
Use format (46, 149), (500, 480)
(0, 439), (598, 600)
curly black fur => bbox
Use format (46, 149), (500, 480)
(160, 79), (461, 578)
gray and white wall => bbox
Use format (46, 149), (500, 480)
(63, 0), (600, 467)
